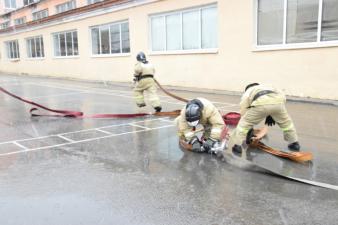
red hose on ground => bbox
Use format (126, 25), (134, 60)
(0, 86), (177, 118)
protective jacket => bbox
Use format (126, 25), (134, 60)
(231, 84), (298, 146)
(133, 61), (161, 108)
(134, 61), (155, 79)
(176, 98), (225, 142)
(239, 84), (285, 115)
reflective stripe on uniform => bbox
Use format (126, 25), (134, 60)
(148, 97), (159, 101)
(211, 128), (222, 135)
(282, 123), (294, 132)
(237, 126), (250, 134)
(184, 131), (194, 139)
(252, 97), (284, 106)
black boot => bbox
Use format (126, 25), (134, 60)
(232, 144), (242, 156)
(154, 106), (162, 112)
(137, 103), (146, 108)
(288, 142), (300, 151)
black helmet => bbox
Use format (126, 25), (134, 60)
(185, 99), (204, 123)
(136, 52), (146, 62)
(245, 83), (259, 92)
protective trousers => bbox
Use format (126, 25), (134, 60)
(133, 78), (161, 108)
(231, 103), (298, 145)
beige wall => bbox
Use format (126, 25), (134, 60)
(2, 0), (86, 23)
(1, 0), (338, 100)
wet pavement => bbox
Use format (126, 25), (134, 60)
(0, 74), (337, 225)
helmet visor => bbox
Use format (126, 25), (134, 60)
(187, 120), (199, 127)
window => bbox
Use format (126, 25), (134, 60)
(24, 0), (35, 6)
(87, 0), (102, 5)
(26, 36), (44, 58)
(14, 17), (26, 25)
(32, 9), (48, 21)
(0, 22), (10, 29)
(53, 30), (78, 57)
(256, 0), (338, 46)
(257, 0), (284, 45)
(321, 0), (338, 41)
(5, 40), (20, 59)
(5, 0), (16, 8)
(150, 4), (218, 52)
(56, 0), (76, 13)
(91, 21), (130, 55)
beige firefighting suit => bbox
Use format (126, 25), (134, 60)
(176, 98), (225, 142)
(133, 61), (161, 108)
(231, 84), (298, 145)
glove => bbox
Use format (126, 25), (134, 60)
(265, 115), (275, 126)
(246, 128), (256, 144)
(133, 75), (140, 83)
(202, 138), (216, 153)
(189, 136), (203, 153)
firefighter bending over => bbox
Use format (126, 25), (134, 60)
(133, 52), (162, 112)
(231, 83), (300, 154)
(176, 98), (225, 153)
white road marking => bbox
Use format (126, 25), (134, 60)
(0, 124), (175, 157)
(57, 135), (75, 143)
(95, 128), (112, 134)
(13, 141), (29, 150)
(129, 123), (150, 130)
(0, 117), (167, 146)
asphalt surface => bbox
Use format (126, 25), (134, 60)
(0, 74), (337, 225)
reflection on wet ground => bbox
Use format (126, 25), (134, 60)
(0, 74), (337, 225)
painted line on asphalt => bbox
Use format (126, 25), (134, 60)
(129, 123), (150, 130)
(0, 124), (175, 157)
(57, 135), (75, 143)
(0, 117), (166, 146)
(95, 128), (112, 135)
(13, 141), (29, 150)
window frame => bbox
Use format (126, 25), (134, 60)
(254, 0), (338, 51)
(24, 0), (35, 6)
(0, 21), (10, 29)
(52, 29), (79, 58)
(14, 17), (26, 25)
(32, 9), (49, 21)
(87, 0), (103, 5)
(26, 35), (45, 59)
(5, 40), (20, 60)
(148, 3), (218, 55)
(4, 0), (16, 9)
(89, 20), (131, 57)
(55, 0), (76, 14)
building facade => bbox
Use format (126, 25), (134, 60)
(0, 0), (338, 100)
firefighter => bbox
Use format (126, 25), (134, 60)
(133, 52), (162, 112)
(176, 98), (225, 153)
(231, 83), (300, 154)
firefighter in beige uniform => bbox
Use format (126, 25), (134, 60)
(231, 83), (300, 154)
(176, 98), (225, 153)
(133, 52), (162, 112)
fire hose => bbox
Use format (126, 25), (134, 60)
(2, 82), (335, 190)
(0, 82), (310, 163)
(0, 85), (181, 118)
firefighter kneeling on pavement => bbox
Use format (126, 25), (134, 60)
(176, 98), (225, 153)
(133, 52), (162, 112)
(231, 83), (300, 155)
